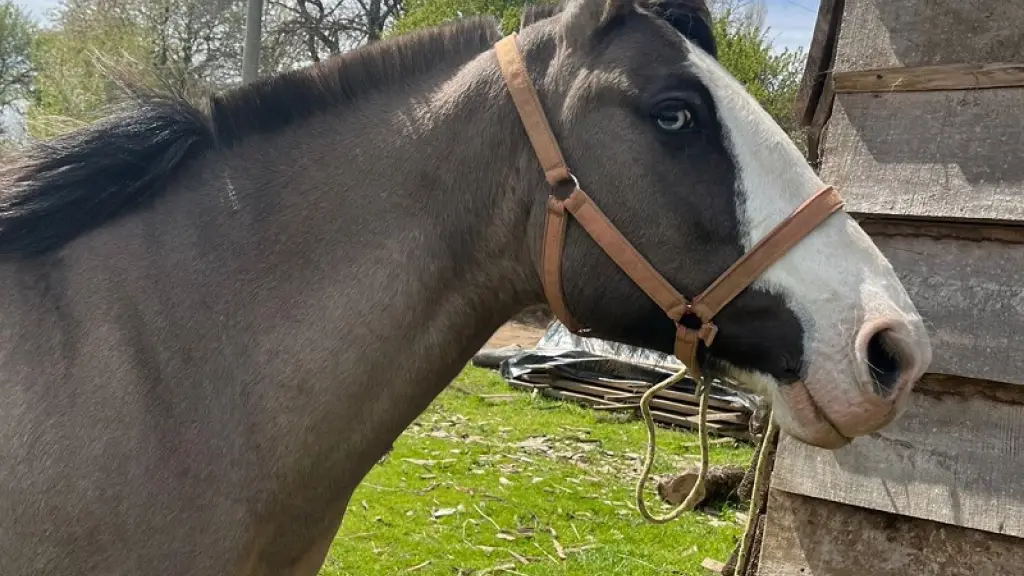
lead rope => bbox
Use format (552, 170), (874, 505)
(635, 368), (710, 523)
(733, 411), (777, 576)
(634, 366), (778, 576)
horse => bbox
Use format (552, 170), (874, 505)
(0, 0), (931, 573)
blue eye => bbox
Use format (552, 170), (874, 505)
(654, 104), (695, 132)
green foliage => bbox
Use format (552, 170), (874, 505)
(0, 0), (35, 110)
(22, 0), (805, 147)
(712, 5), (805, 134)
(324, 365), (752, 575)
(27, 0), (153, 138)
(391, 0), (805, 140)
(389, 0), (553, 36)
(0, 0), (36, 143)
(24, 0), (257, 139)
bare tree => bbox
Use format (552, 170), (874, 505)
(125, 0), (303, 90)
(266, 0), (403, 63)
(132, 0), (249, 90)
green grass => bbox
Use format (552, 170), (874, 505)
(320, 365), (754, 576)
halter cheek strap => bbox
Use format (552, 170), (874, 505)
(494, 33), (844, 378)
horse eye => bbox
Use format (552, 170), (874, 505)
(654, 105), (695, 132)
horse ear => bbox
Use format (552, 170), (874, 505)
(650, 0), (717, 57)
(520, 2), (561, 29)
(558, 0), (633, 49)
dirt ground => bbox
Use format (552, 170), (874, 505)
(483, 321), (548, 349)
(481, 305), (553, 350)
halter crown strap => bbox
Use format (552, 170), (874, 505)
(493, 33), (844, 377)
(493, 34), (570, 186)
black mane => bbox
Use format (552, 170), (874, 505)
(0, 97), (213, 257)
(0, 16), (502, 259)
(209, 16), (502, 147)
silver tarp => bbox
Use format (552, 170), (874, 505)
(492, 321), (762, 414)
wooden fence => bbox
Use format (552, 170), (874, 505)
(754, 1), (1024, 574)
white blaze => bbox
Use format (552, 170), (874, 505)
(680, 37), (929, 442)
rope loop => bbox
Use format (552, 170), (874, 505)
(634, 365), (777, 576)
(634, 369), (710, 523)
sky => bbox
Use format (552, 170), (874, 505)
(15, 0), (55, 22)
(758, 0), (819, 53)
(13, 0), (820, 52)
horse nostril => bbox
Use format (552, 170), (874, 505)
(866, 329), (902, 397)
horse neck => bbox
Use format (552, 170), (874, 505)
(200, 45), (549, 483)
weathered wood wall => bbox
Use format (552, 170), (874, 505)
(772, 377), (1024, 539)
(757, 491), (1024, 576)
(867, 232), (1024, 385)
(832, 0), (1024, 72)
(823, 89), (1024, 222)
(795, 0), (1024, 386)
(754, 0), (1024, 573)
(819, 0), (1024, 223)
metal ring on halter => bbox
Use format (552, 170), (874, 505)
(552, 172), (582, 201)
(566, 172), (581, 190)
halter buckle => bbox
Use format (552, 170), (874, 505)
(698, 322), (719, 347)
(678, 304), (718, 348)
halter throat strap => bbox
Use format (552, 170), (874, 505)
(493, 34), (844, 377)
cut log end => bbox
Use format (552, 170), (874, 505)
(657, 464), (746, 508)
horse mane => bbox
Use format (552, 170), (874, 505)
(210, 16), (503, 148)
(0, 96), (214, 258)
(0, 16), (503, 258)
(521, 2), (561, 27)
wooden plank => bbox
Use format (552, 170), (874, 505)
(834, 63), (1024, 93)
(833, 0), (1024, 73)
(506, 373), (753, 437)
(509, 379), (749, 427)
(578, 376), (649, 389)
(545, 377), (749, 414)
(567, 375), (745, 412)
(858, 217), (1024, 244)
(869, 234), (1024, 384)
(805, 73), (835, 169)
(540, 387), (633, 410)
(650, 410), (751, 441)
(647, 398), (747, 424)
(794, 0), (844, 125)
(655, 386), (744, 412)
(821, 90), (1024, 222)
(648, 397), (699, 416)
(757, 491), (1024, 576)
(505, 378), (549, 391)
(770, 382), (1024, 538)
(548, 379), (640, 400)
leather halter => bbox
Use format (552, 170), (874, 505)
(493, 33), (844, 378)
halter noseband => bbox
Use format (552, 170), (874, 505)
(494, 33), (844, 378)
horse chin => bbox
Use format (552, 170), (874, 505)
(770, 381), (851, 450)
(708, 359), (851, 450)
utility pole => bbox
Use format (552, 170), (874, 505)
(242, 0), (264, 84)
